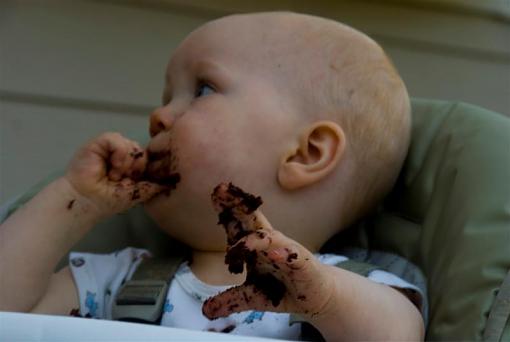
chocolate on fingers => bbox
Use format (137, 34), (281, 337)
(204, 182), (302, 319)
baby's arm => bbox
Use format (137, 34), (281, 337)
(203, 183), (424, 341)
(0, 133), (163, 313)
(307, 266), (424, 340)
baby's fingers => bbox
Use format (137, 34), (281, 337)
(126, 144), (147, 180)
(228, 230), (312, 279)
(91, 132), (140, 181)
(211, 182), (273, 244)
(202, 284), (284, 320)
(112, 179), (164, 204)
(264, 246), (311, 273)
(211, 182), (261, 215)
(67, 132), (140, 188)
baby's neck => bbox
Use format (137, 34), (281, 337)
(190, 249), (247, 286)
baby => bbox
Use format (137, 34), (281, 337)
(0, 12), (424, 340)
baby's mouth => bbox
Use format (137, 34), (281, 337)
(145, 151), (180, 187)
(144, 135), (181, 190)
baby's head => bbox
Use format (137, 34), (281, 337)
(143, 12), (410, 253)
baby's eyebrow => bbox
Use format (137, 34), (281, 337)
(194, 59), (232, 89)
(193, 60), (223, 74)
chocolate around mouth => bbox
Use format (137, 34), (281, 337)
(143, 149), (181, 189)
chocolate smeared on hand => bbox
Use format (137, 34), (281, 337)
(204, 182), (287, 317)
(129, 149), (144, 160)
(245, 270), (286, 307)
(67, 199), (75, 210)
(212, 183), (263, 245)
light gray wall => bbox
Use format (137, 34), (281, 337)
(1, 0), (509, 204)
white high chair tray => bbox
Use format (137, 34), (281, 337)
(0, 311), (286, 341)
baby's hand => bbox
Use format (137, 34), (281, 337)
(202, 183), (334, 320)
(65, 132), (164, 218)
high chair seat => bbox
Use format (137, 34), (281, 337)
(328, 98), (510, 340)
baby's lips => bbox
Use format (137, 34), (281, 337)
(145, 139), (175, 176)
(146, 131), (173, 156)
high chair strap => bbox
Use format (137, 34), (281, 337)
(483, 270), (510, 342)
(112, 255), (184, 324)
(333, 259), (380, 277)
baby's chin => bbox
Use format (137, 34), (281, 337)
(142, 202), (227, 250)
(142, 192), (168, 215)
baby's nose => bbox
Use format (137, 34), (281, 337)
(149, 106), (173, 137)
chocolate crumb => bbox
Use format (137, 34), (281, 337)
(297, 295), (307, 301)
(221, 324), (236, 333)
(69, 308), (92, 318)
(67, 199), (75, 210)
(287, 252), (298, 263)
(131, 188), (140, 201)
(246, 271), (286, 307)
(226, 183), (263, 214)
(255, 231), (266, 239)
(129, 150), (144, 159)
(218, 208), (235, 228)
(213, 182), (264, 245)
(225, 241), (257, 274)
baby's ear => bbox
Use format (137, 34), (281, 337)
(278, 121), (346, 190)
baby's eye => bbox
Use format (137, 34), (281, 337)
(195, 82), (215, 98)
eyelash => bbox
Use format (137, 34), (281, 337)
(194, 79), (216, 98)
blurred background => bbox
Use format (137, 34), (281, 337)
(1, 0), (509, 204)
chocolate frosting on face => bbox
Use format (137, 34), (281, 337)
(143, 149), (181, 191)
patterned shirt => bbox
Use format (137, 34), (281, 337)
(69, 247), (427, 340)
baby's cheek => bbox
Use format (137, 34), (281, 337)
(175, 116), (258, 195)
(181, 135), (236, 177)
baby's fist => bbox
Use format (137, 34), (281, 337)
(65, 132), (163, 218)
